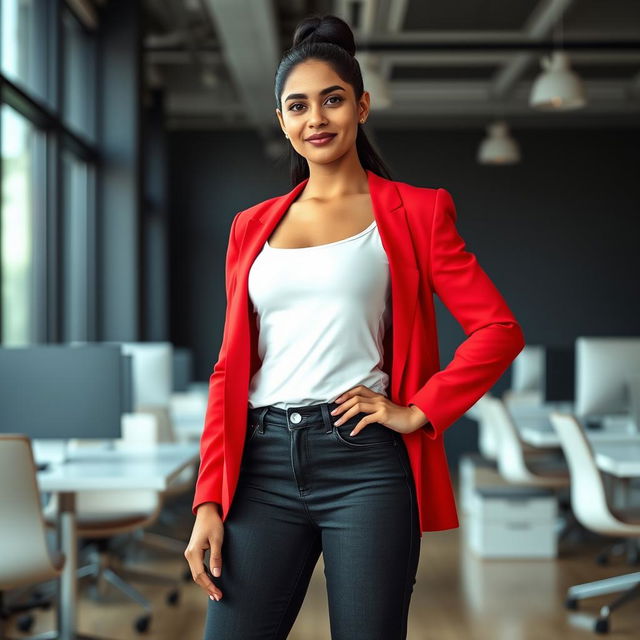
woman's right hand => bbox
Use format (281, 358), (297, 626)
(184, 502), (224, 601)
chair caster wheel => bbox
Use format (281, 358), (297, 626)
(167, 589), (180, 606)
(565, 596), (578, 610)
(134, 613), (151, 633)
(16, 614), (35, 632)
(595, 617), (609, 634)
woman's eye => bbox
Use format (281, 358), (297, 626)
(289, 96), (343, 112)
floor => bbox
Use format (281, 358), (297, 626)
(9, 481), (640, 640)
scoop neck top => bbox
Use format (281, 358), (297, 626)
(265, 219), (377, 251)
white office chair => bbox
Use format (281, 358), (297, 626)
(480, 396), (586, 545)
(43, 489), (178, 634)
(475, 393), (500, 461)
(548, 412), (640, 634)
(482, 396), (571, 487)
(0, 435), (65, 640)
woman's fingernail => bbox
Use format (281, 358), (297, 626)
(209, 595), (214, 600)
(213, 567), (221, 577)
(330, 408), (337, 415)
(349, 430), (356, 436)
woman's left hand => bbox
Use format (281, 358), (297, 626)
(330, 385), (429, 435)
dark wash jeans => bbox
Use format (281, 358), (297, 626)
(203, 400), (421, 640)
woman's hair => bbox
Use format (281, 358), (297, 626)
(274, 14), (394, 186)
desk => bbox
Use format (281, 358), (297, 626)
(36, 442), (199, 640)
(593, 442), (640, 478)
(513, 414), (640, 448)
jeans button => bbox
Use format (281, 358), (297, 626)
(290, 412), (302, 424)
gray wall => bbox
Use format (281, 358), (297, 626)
(168, 127), (640, 461)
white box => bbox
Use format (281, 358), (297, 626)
(466, 486), (558, 558)
(458, 453), (508, 513)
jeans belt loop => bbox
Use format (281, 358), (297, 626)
(320, 402), (333, 434)
(258, 406), (269, 434)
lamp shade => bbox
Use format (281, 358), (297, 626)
(530, 51), (586, 111)
(477, 120), (521, 165)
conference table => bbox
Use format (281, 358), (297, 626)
(34, 440), (199, 640)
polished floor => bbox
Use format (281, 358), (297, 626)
(11, 480), (640, 640)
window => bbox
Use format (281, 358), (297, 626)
(1, 104), (37, 344)
(62, 6), (97, 140)
(61, 148), (96, 342)
(0, 0), (100, 344)
(1, 0), (55, 107)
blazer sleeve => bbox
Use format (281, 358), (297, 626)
(192, 213), (241, 516)
(407, 188), (525, 440)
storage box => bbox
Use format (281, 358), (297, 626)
(466, 486), (558, 558)
(458, 452), (509, 513)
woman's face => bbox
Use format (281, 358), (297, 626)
(276, 59), (369, 165)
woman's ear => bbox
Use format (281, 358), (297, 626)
(275, 108), (285, 134)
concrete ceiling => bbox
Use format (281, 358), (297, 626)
(142, 0), (640, 137)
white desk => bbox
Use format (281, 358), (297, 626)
(514, 415), (640, 448)
(36, 441), (199, 640)
(593, 442), (640, 478)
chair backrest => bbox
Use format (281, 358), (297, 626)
(512, 345), (545, 392)
(0, 434), (59, 587)
(548, 412), (614, 533)
(482, 396), (531, 482)
(475, 393), (498, 460)
(136, 405), (176, 443)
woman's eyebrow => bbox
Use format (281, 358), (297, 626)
(284, 85), (345, 102)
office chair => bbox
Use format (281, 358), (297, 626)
(548, 412), (640, 634)
(43, 489), (180, 634)
(482, 396), (571, 487)
(0, 434), (65, 640)
(481, 396), (583, 543)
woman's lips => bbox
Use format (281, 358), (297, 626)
(306, 134), (337, 146)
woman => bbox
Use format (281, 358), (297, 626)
(184, 14), (525, 640)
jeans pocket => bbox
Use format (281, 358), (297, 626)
(333, 415), (397, 449)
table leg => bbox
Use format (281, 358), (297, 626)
(53, 491), (120, 640)
(57, 491), (77, 640)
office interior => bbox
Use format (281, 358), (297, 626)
(0, 1), (639, 639)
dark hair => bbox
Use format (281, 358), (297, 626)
(274, 14), (394, 187)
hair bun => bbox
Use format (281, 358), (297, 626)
(292, 15), (356, 57)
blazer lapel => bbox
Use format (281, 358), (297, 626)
(226, 169), (419, 413)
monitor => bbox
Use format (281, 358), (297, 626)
(0, 344), (124, 439)
(511, 345), (545, 392)
(116, 342), (173, 408)
(575, 337), (640, 417)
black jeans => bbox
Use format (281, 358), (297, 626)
(203, 400), (421, 640)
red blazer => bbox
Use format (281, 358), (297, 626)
(192, 169), (525, 534)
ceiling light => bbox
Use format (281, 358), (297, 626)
(529, 51), (586, 111)
(477, 120), (521, 165)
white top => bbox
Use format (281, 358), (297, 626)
(247, 219), (391, 410)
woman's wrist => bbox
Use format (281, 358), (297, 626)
(196, 502), (221, 517)
(407, 404), (429, 428)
